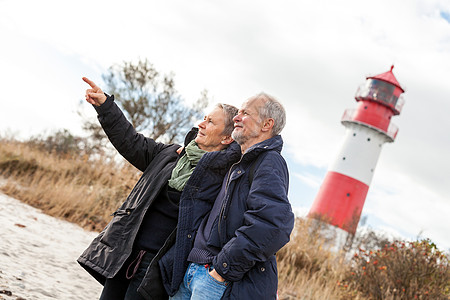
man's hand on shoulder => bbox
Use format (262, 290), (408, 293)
(176, 146), (184, 155)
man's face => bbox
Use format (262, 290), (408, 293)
(195, 107), (228, 152)
(232, 98), (264, 146)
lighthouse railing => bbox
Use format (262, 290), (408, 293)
(387, 122), (399, 140)
(355, 85), (404, 115)
(395, 95), (405, 113)
(341, 109), (398, 142)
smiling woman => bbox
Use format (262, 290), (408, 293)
(195, 105), (234, 152)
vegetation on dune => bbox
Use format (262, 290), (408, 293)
(0, 132), (140, 231)
(1, 134), (448, 299)
(341, 239), (450, 299)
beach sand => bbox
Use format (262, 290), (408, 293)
(0, 193), (102, 299)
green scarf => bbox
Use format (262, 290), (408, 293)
(168, 140), (206, 191)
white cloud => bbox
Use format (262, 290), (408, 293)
(364, 170), (450, 250)
(293, 172), (322, 189)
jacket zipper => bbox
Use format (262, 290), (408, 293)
(217, 157), (243, 243)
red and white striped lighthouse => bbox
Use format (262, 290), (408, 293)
(308, 66), (405, 235)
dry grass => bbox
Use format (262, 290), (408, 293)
(0, 138), (140, 231)
(277, 219), (350, 299)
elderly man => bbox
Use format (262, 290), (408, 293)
(77, 78), (241, 300)
(162, 92), (295, 300)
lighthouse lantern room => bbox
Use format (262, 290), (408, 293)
(308, 66), (405, 235)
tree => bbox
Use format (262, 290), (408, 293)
(84, 58), (208, 145)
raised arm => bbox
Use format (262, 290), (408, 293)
(81, 77), (174, 171)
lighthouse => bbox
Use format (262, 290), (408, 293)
(308, 66), (405, 235)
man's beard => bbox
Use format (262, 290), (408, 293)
(232, 127), (259, 145)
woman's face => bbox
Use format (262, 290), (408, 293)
(195, 107), (228, 152)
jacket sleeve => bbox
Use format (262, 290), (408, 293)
(212, 152), (295, 281)
(94, 94), (171, 172)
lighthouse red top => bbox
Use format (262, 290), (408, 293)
(368, 65), (404, 93)
(354, 65), (405, 116)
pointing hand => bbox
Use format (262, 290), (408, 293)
(82, 77), (107, 106)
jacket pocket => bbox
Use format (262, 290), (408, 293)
(110, 208), (134, 216)
(224, 258), (278, 300)
(100, 208), (135, 248)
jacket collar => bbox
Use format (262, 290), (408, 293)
(199, 141), (241, 172)
(241, 135), (283, 162)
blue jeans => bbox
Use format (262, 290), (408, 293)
(170, 263), (229, 300)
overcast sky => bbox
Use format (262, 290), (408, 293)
(0, 0), (449, 250)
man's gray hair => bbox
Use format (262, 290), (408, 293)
(253, 92), (286, 136)
(216, 103), (238, 136)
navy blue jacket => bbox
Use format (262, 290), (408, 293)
(159, 135), (295, 300)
